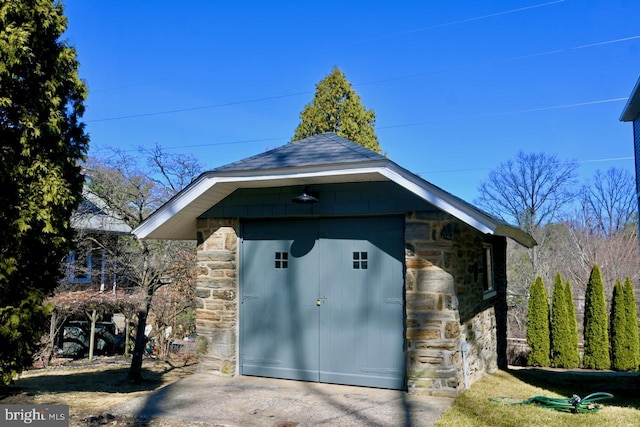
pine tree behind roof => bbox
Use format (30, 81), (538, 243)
(292, 67), (382, 153)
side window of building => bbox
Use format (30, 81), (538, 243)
(66, 242), (93, 283)
(482, 243), (495, 298)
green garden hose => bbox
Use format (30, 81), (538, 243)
(490, 392), (613, 413)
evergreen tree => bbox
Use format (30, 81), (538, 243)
(292, 67), (382, 153)
(564, 281), (580, 368)
(623, 278), (640, 370)
(583, 265), (611, 369)
(550, 273), (573, 367)
(0, 0), (88, 384)
(526, 276), (550, 367)
(610, 281), (633, 370)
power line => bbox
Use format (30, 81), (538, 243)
(577, 157), (633, 164)
(417, 157), (633, 177)
(108, 95), (629, 153)
(377, 97), (628, 130)
(357, 35), (640, 87)
(352, 0), (566, 44)
(88, 1), (565, 94)
(86, 34), (639, 124)
(161, 137), (289, 151)
(87, 91), (311, 123)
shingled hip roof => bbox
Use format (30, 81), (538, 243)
(132, 132), (535, 248)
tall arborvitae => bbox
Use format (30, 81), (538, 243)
(623, 278), (640, 370)
(610, 281), (634, 370)
(564, 281), (581, 368)
(550, 273), (573, 367)
(526, 276), (550, 367)
(583, 265), (610, 369)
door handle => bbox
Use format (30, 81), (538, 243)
(316, 297), (327, 306)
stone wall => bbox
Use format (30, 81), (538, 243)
(405, 211), (504, 396)
(194, 212), (506, 396)
(195, 218), (239, 375)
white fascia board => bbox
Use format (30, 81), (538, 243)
(379, 163), (536, 248)
(378, 165), (495, 234)
(133, 160), (536, 247)
(132, 174), (220, 239)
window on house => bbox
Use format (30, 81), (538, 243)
(483, 244), (495, 297)
(67, 243), (93, 283)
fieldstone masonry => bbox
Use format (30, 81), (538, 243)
(195, 212), (504, 396)
(195, 218), (239, 375)
(405, 211), (500, 396)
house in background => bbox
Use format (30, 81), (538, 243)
(620, 76), (640, 224)
(133, 132), (535, 395)
(61, 189), (131, 292)
(52, 189), (133, 359)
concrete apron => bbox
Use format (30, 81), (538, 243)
(112, 373), (455, 426)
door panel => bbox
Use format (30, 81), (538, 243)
(240, 220), (319, 380)
(318, 217), (405, 389)
(240, 217), (405, 389)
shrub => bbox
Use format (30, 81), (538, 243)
(623, 278), (640, 370)
(583, 265), (610, 369)
(564, 281), (580, 367)
(550, 273), (578, 368)
(526, 276), (550, 367)
(610, 280), (634, 370)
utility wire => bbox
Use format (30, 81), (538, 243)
(88, 91), (311, 123)
(377, 97), (628, 131)
(89, 1), (566, 94)
(115, 95), (629, 154)
(419, 157), (633, 176)
(352, 0), (566, 44)
(357, 35), (640, 87)
(86, 34), (639, 124)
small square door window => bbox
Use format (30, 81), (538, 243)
(275, 252), (288, 269)
(353, 251), (368, 269)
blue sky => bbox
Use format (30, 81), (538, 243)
(63, 0), (640, 204)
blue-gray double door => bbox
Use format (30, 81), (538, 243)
(240, 217), (405, 389)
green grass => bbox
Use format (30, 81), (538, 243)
(436, 369), (640, 427)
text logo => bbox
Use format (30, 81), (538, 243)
(1, 405), (68, 426)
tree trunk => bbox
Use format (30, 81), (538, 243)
(47, 310), (57, 365)
(124, 315), (131, 357)
(88, 309), (97, 361)
(128, 293), (152, 383)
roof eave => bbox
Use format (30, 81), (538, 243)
(132, 160), (392, 240)
(133, 160), (536, 248)
(380, 163), (536, 248)
(620, 77), (640, 122)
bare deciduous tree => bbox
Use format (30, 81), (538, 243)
(504, 167), (639, 343)
(580, 167), (637, 237)
(476, 151), (579, 236)
(84, 146), (202, 382)
(477, 152), (579, 341)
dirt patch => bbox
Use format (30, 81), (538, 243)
(1, 355), (206, 427)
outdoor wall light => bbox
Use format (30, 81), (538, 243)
(292, 186), (319, 204)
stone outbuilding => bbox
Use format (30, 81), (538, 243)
(133, 132), (535, 396)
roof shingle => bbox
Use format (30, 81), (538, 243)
(214, 132), (385, 171)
